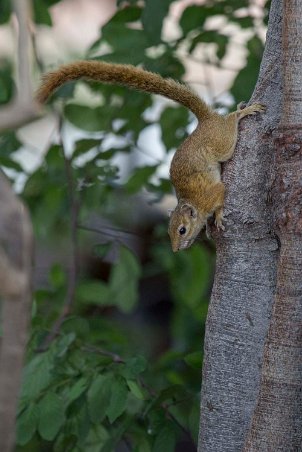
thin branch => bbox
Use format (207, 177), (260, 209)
(140, 378), (194, 441)
(132, 143), (164, 165)
(78, 223), (142, 237)
(37, 118), (79, 352)
(16, 0), (31, 103)
(62, 129), (79, 314)
(0, 0), (41, 131)
(81, 344), (125, 363)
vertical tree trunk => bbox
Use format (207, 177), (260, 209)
(0, 171), (33, 452)
(244, 1), (302, 449)
(198, 1), (283, 450)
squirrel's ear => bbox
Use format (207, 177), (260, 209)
(181, 204), (197, 218)
(167, 209), (174, 217)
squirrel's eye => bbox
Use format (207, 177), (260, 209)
(179, 227), (186, 235)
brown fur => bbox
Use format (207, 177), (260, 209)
(36, 60), (265, 251)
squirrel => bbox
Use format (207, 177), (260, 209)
(36, 60), (265, 252)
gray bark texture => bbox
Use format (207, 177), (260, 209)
(244, 0), (302, 449)
(0, 171), (33, 452)
(198, 0), (283, 450)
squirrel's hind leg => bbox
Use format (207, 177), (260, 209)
(215, 103), (265, 162)
(236, 103), (266, 120)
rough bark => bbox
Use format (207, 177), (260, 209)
(244, 1), (302, 449)
(0, 171), (33, 451)
(198, 1), (282, 450)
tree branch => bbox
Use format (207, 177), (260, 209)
(37, 118), (79, 352)
(0, 170), (33, 451)
(198, 0), (283, 450)
(0, 0), (41, 131)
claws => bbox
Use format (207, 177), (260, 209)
(215, 213), (226, 231)
(247, 103), (266, 114)
(215, 221), (225, 231)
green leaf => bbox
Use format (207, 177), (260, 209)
(179, 5), (208, 35)
(101, 24), (148, 57)
(162, 245), (212, 308)
(152, 385), (186, 408)
(144, 52), (185, 79)
(87, 375), (112, 423)
(62, 317), (90, 339)
(125, 165), (158, 194)
(38, 393), (65, 441)
(21, 353), (54, 400)
(188, 400), (200, 445)
(263, 0), (271, 25)
(223, 0), (249, 11)
(231, 16), (254, 29)
(152, 422), (176, 452)
(93, 242), (112, 259)
(67, 377), (89, 406)
(44, 143), (64, 168)
(90, 2), (141, 52)
(49, 263), (66, 288)
(93, 51), (144, 66)
(101, 417), (132, 452)
(64, 104), (112, 132)
(216, 34), (229, 60)
(16, 403), (39, 446)
(142, 0), (171, 45)
(72, 138), (101, 159)
(32, 0), (52, 25)
(189, 31), (229, 60)
(116, 0), (139, 5)
(0, 0), (11, 24)
(69, 398), (91, 443)
(0, 131), (21, 155)
(127, 379), (145, 400)
(0, 66), (14, 105)
(107, 5), (142, 23)
(106, 376), (128, 423)
(76, 280), (111, 305)
(184, 351), (202, 370)
(109, 246), (141, 312)
(160, 106), (189, 151)
(51, 80), (76, 100)
(52, 332), (76, 358)
(122, 356), (147, 379)
(0, 156), (23, 172)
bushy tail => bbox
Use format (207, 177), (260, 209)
(36, 60), (212, 121)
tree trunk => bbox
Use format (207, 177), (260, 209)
(0, 171), (33, 452)
(244, 0), (302, 449)
(198, 1), (283, 450)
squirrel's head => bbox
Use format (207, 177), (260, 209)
(168, 203), (205, 252)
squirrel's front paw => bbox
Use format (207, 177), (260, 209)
(249, 103), (266, 114)
(215, 211), (225, 231)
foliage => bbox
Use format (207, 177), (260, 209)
(0, 0), (267, 449)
